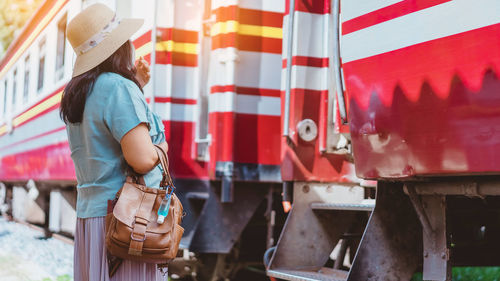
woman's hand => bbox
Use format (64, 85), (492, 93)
(135, 56), (150, 88)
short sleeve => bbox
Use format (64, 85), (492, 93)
(103, 80), (150, 142)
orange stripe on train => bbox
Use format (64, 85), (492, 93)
(214, 6), (284, 28)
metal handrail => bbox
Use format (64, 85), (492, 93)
(332, 0), (347, 123)
(283, 0), (296, 139)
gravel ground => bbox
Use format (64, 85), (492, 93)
(0, 217), (73, 281)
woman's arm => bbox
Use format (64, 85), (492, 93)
(120, 123), (168, 174)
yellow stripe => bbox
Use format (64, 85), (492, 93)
(13, 91), (63, 127)
(135, 40), (198, 59)
(210, 20), (239, 36)
(0, 125), (6, 136)
(239, 24), (283, 39)
(211, 20), (283, 39)
(0, 0), (66, 80)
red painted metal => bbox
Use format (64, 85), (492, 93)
(279, 0), (355, 183)
(284, 0), (331, 15)
(208, 111), (281, 172)
(344, 23), (500, 179)
(0, 103), (209, 181)
(0, 142), (74, 181)
(162, 121), (209, 179)
(280, 88), (355, 182)
(152, 97), (198, 105)
(282, 56), (329, 68)
(210, 85), (281, 97)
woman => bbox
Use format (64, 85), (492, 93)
(60, 3), (168, 280)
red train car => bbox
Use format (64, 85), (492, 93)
(266, 0), (375, 280)
(267, 0), (500, 280)
(342, 0), (500, 280)
(0, 0), (294, 279)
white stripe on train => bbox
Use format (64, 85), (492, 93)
(341, 0), (404, 22)
(146, 65), (198, 100)
(149, 51), (282, 100)
(209, 92), (281, 116)
(341, 0), (500, 63)
(239, 0), (285, 13)
(212, 0), (285, 13)
(283, 12), (329, 59)
(281, 66), (329, 92)
(0, 127), (67, 158)
(210, 49), (282, 90)
(0, 110), (64, 151)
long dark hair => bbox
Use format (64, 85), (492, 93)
(60, 40), (143, 124)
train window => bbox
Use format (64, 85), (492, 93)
(55, 14), (67, 81)
(38, 37), (46, 93)
(24, 55), (30, 104)
(12, 69), (17, 109)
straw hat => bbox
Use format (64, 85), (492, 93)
(67, 3), (143, 77)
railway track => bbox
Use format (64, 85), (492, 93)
(0, 216), (73, 281)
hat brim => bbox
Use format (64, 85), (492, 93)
(72, 18), (144, 77)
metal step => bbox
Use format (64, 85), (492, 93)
(311, 200), (375, 211)
(267, 267), (348, 281)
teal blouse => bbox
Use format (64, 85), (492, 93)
(66, 72), (165, 218)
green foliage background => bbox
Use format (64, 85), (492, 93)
(0, 0), (43, 58)
(412, 267), (500, 281)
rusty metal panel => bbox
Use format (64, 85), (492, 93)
(348, 183), (421, 281)
(421, 195), (450, 281)
(269, 182), (364, 271)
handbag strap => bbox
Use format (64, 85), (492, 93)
(153, 144), (174, 190)
(128, 191), (157, 256)
(127, 144), (174, 190)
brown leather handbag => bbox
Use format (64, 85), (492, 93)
(105, 144), (184, 265)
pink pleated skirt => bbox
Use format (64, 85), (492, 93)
(74, 217), (167, 281)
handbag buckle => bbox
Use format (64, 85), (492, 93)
(130, 232), (147, 242)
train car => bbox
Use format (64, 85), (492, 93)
(342, 0), (500, 280)
(0, 0), (292, 279)
(265, 0), (500, 280)
(265, 0), (375, 280)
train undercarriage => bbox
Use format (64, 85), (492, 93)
(351, 178), (500, 281)
(0, 178), (289, 281)
(6, 177), (500, 280)
(264, 178), (500, 281)
(7, 176), (500, 281)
